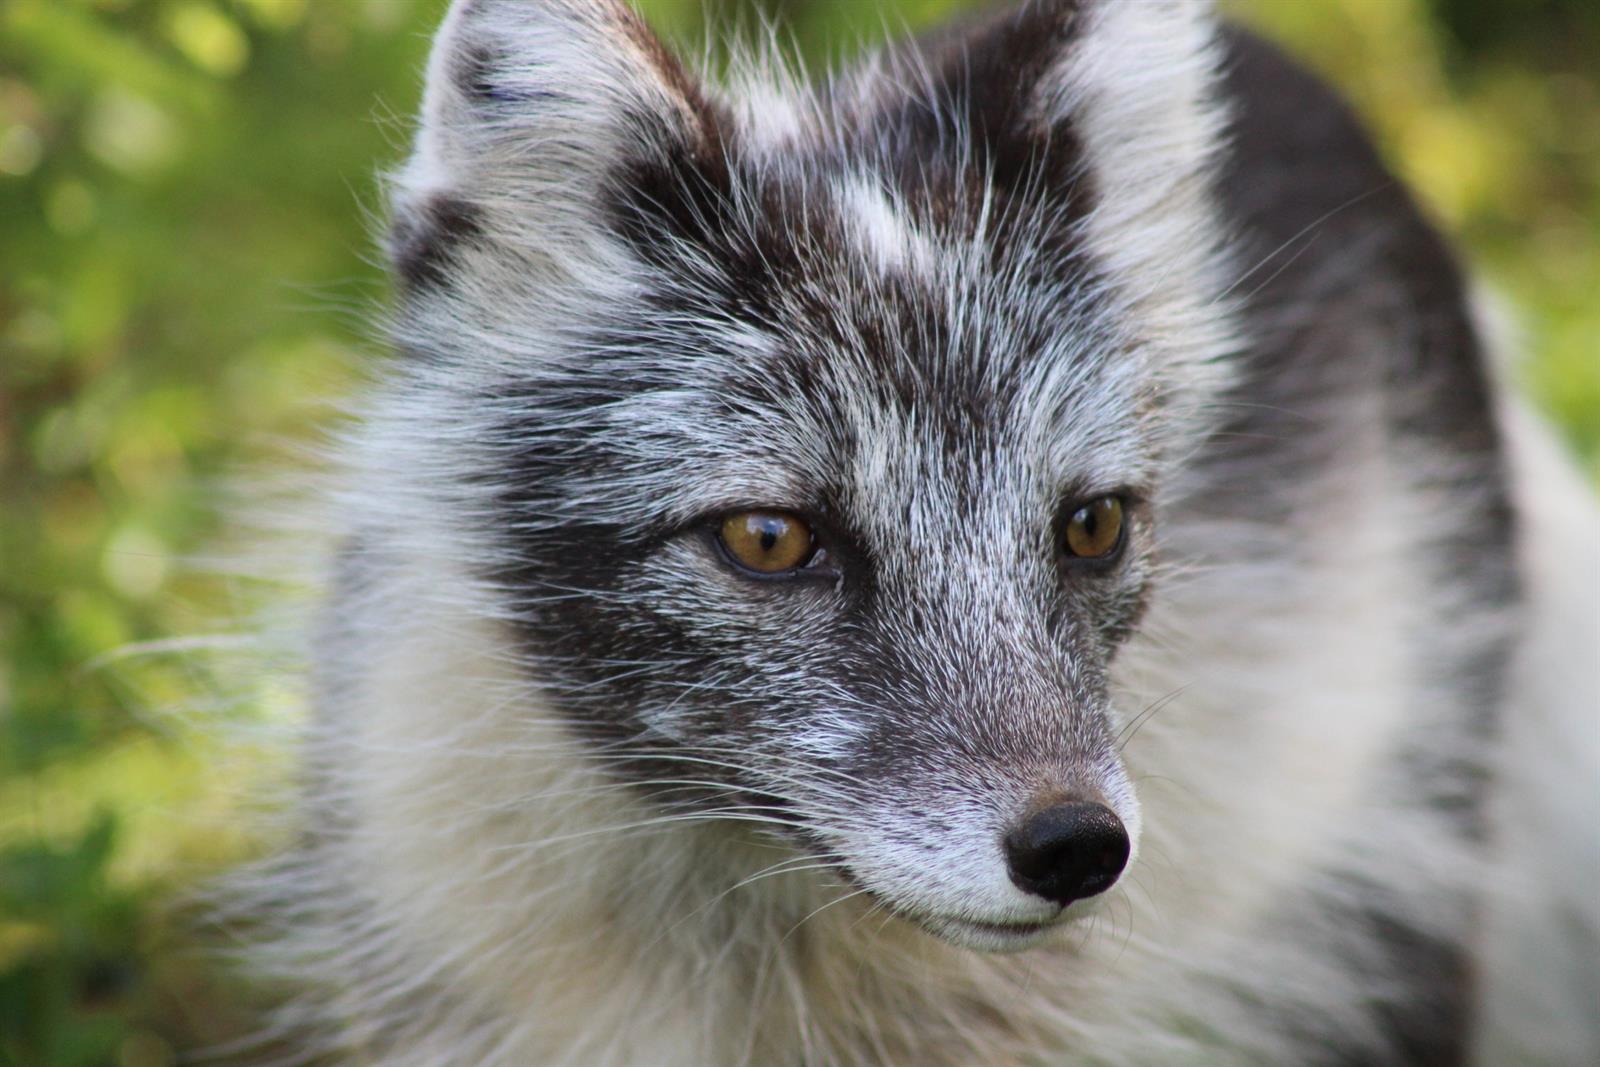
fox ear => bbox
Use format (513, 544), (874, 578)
(1049, 0), (1233, 399)
(1031, 0), (1227, 302)
(388, 0), (719, 293)
(942, 0), (1232, 427)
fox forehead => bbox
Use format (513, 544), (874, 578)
(570, 159), (1158, 533)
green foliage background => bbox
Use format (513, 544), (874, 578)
(0, 0), (1595, 1063)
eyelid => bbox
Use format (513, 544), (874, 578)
(1061, 486), (1141, 511)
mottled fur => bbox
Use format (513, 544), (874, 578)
(226, 1), (1600, 1064)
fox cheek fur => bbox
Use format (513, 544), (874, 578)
(226, 0), (1600, 1064)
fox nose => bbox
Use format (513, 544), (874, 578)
(1004, 802), (1129, 907)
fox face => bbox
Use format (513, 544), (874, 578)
(381, 0), (1235, 950)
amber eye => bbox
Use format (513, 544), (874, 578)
(718, 510), (816, 574)
(1064, 496), (1125, 560)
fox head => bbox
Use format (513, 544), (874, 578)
(377, 0), (1236, 950)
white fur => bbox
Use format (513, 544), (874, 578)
(1475, 402), (1600, 1065)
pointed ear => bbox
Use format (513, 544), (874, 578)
(1049, 0), (1235, 416)
(387, 0), (721, 293)
(961, 0), (1233, 428)
(1033, 0), (1229, 307)
(907, 0), (1231, 427)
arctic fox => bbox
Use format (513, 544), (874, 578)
(232, 0), (1600, 1063)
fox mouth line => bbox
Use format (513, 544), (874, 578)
(828, 866), (1072, 951)
(921, 912), (1061, 951)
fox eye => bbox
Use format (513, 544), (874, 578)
(1063, 496), (1125, 561)
(718, 510), (816, 574)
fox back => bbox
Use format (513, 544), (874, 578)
(231, 1), (1600, 1064)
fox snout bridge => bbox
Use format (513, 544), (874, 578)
(1004, 802), (1130, 907)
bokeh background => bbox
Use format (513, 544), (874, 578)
(1, 0), (1596, 1063)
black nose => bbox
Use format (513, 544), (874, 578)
(1004, 802), (1130, 907)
